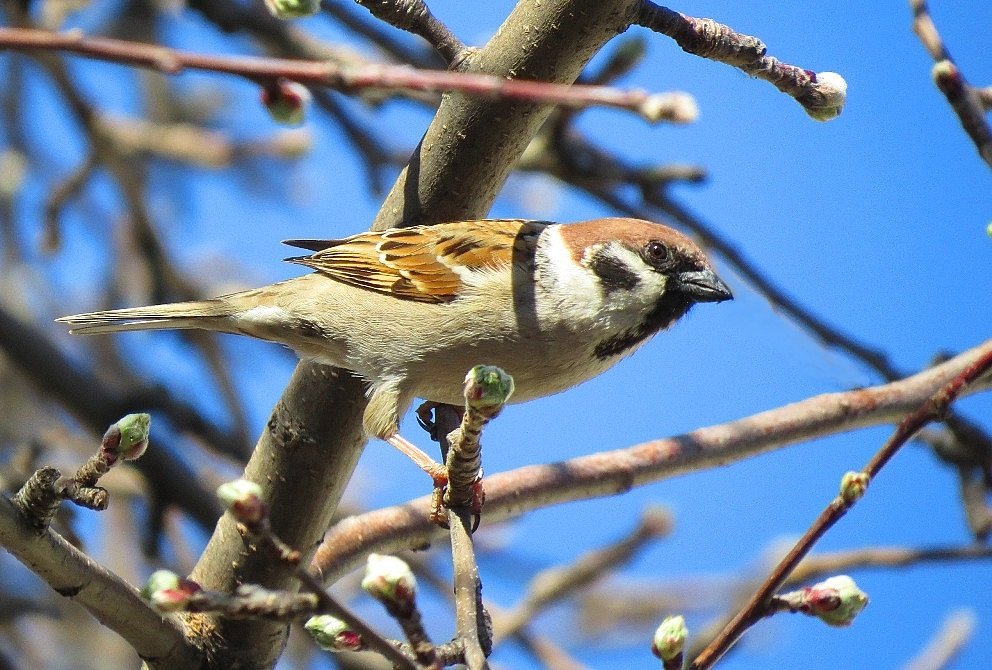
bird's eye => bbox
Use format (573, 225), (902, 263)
(644, 241), (671, 266)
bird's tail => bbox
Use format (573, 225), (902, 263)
(57, 298), (238, 335)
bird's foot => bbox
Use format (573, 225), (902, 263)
(385, 432), (483, 530)
(385, 432), (447, 482)
(430, 471), (485, 531)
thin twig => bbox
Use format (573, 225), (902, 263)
(790, 544), (992, 585)
(901, 609), (976, 670)
(323, 0), (441, 69)
(350, 0), (467, 65)
(689, 346), (992, 669)
(449, 509), (490, 669)
(637, 2), (846, 120)
(0, 26), (695, 124)
(41, 152), (97, 252)
(247, 516), (419, 670)
(909, 0), (992, 168)
(0, 304), (221, 530)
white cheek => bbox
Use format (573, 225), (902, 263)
(536, 227), (607, 323)
(540, 227), (603, 299)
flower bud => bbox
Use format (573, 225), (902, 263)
(141, 569), (201, 613)
(102, 413), (150, 462)
(262, 79), (311, 126)
(305, 615), (365, 652)
(809, 575), (868, 626)
(804, 71), (847, 122)
(216, 479), (266, 524)
(800, 575), (869, 627)
(839, 471), (869, 504)
(651, 615), (687, 661)
(361, 554), (417, 608)
(463, 365), (515, 410)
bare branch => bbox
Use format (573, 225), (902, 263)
(312, 339), (992, 583)
(901, 609), (976, 670)
(690, 344), (992, 669)
(0, 496), (201, 668)
(910, 0), (992, 168)
(351, 0), (467, 65)
(636, 2), (846, 120)
(494, 506), (672, 644)
(0, 304), (221, 530)
(0, 26), (695, 124)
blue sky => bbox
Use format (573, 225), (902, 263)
(7, 1), (992, 668)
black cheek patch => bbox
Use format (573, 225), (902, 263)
(587, 250), (640, 293)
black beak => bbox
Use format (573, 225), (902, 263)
(675, 268), (733, 303)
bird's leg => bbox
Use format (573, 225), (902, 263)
(384, 433), (449, 488)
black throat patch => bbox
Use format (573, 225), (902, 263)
(587, 247), (640, 293)
(593, 293), (692, 360)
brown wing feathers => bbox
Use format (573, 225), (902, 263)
(283, 220), (542, 303)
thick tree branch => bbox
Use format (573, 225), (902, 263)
(0, 495), (201, 668)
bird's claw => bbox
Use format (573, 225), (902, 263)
(429, 471), (485, 531)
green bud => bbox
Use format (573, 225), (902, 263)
(305, 615), (365, 652)
(141, 569), (180, 600)
(463, 365), (515, 409)
(216, 479), (265, 524)
(104, 413), (150, 461)
(141, 570), (200, 613)
(805, 575), (869, 627)
(651, 615), (687, 661)
(839, 471), (869, 503)
(262, 80), (311, 126)
(361, 553), (417, 607)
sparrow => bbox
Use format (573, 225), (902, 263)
(59, 217), (731, 478)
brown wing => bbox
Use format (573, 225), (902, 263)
(285, 219), (547, 303)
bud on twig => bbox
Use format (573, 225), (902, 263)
(141, 569), (201, 613)
(102, 413), (150, 462)
(305, 615), (365, 652)
(361, 553), (417, 610)
(262, 79), (311, 126)
(463, 365), (514, 412)
(216, 479), (266, 525)
(652, 615), (688, 664)
(778, 575), (869, 627)
(803, 71), (847, 122)
(839, 471), (869, 504)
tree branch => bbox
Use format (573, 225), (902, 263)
(0, 495), (201, 668)
(0, 26), (694, 124)
(312, 338), (992, 583)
